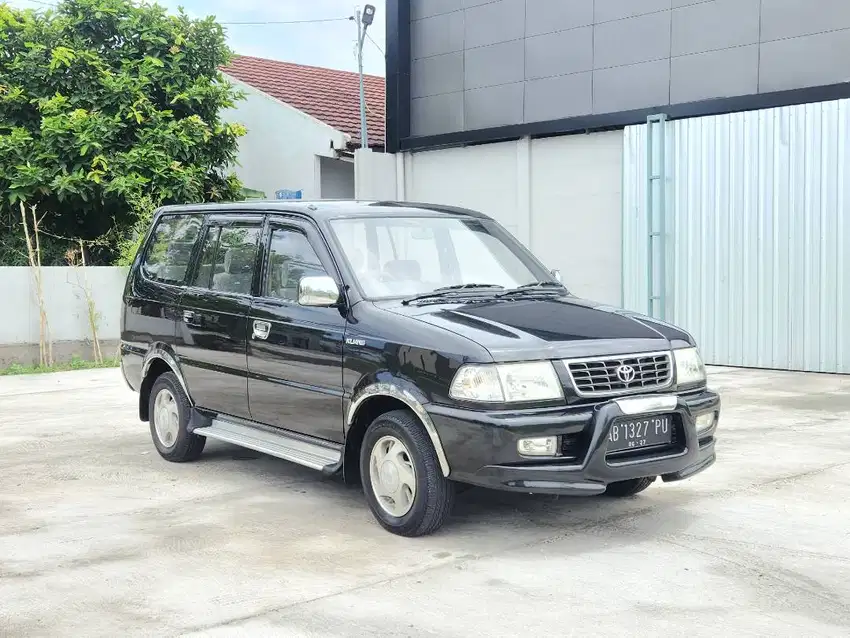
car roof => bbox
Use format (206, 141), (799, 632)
(155, 200), (493, 222)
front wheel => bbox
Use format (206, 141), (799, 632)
(604, 476), (656, 497)
(360, 409), (454, 537)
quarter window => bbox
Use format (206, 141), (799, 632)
(141, 214), (203, 285)
(265, 228), (328, 301)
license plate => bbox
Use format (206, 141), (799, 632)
(607, 415), (673, 453)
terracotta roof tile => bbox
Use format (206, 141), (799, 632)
(221, 55), (385, 148)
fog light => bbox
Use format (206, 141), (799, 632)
(696, 412), (716, 434)
(517, 436), (558, 457)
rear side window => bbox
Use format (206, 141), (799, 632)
(191, 224), (261, 295)
(141, 214), (203, 285)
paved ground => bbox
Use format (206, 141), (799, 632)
(0, 366), (849, 637)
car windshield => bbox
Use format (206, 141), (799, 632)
(328, 215), (556, 300)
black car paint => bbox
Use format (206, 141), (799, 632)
(246, 214), (349, 443)
(427, 389), (719, 492)
(121, 201), (719, 494)
(380, 296), (695, 362)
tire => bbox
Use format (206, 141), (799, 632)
(148, 372), (206, 463)
(604, 476), (656, 497)
(360, 409), (454, 537)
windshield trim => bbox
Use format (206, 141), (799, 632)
(324, 214), (562, 302)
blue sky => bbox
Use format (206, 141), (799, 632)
(8, 0), (387, 76)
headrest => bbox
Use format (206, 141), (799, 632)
(224, 247), (256, 274)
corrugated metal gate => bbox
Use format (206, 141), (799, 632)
(623, 100), (850, 374)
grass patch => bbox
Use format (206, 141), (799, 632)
(0, 356), (119, 376)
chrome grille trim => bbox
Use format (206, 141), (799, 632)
(563, 350), (673, 397)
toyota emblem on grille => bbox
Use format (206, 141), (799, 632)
(616, 364), (636, 383)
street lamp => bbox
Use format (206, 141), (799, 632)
(354, 4), (376, 150)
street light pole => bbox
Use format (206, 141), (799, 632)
(355, 4), (375, 151)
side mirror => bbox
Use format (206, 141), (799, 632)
(551, 269), (562, 283)
(298, 275), (341, 307)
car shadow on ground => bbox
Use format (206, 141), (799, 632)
(198, 440), (697, 541)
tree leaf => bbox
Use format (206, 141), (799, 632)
(0, 0), (247, 263)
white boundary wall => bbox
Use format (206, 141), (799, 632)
(0, 266), (126, 364)
(355, 132), (624, 305)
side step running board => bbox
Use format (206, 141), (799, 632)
(194, 419), (342, 472)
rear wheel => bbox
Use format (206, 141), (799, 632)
(149, 372), (205, 462)
(360, 409), (454, 537)
(604, 476), (655, 497)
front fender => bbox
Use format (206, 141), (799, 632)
(346, 371), (451, 477)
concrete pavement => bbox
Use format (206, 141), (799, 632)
(0, 366), (848, 636)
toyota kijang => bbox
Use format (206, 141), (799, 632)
(120, 200), (720, 537)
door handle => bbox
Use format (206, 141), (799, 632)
(252, 320), (271, 340)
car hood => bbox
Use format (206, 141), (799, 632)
(378, 295), (694, 362)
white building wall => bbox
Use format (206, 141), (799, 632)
(318, 156), (355, 198)
(223, 78), (350, 200)
(354, 149), (399, 201)
(355, 131), (624, 305)
(530, 132), (623, 306)
(403, 141), (524, 240)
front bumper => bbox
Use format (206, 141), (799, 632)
(428, 389), (720, 496)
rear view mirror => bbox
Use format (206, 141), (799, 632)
(551, 269), (562, 283)
(298, 275), (341, 307)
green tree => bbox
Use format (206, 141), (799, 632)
(0, 0), (246, 264)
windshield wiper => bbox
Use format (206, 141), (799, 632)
(402, 283), (504, 305)
(496, 281), (567, 298)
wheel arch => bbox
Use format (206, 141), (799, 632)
(344, 381), (451, 482)
(139, 345), (192, 421)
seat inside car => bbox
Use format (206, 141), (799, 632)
(212, 247), (256, 294)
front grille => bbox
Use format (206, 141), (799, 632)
(565, 351), (672, 397)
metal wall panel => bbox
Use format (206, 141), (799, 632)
(407, 0), (850, 139)
(622, 99), (850, 373)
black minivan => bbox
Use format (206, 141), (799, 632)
(120, 200), (720, 537)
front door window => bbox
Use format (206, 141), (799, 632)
(265, 228), (329, 301)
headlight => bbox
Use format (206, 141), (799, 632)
(674, 347), (706, 386)
(450, 361), (564, 403)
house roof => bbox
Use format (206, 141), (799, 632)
(221, 55), (386, 149)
